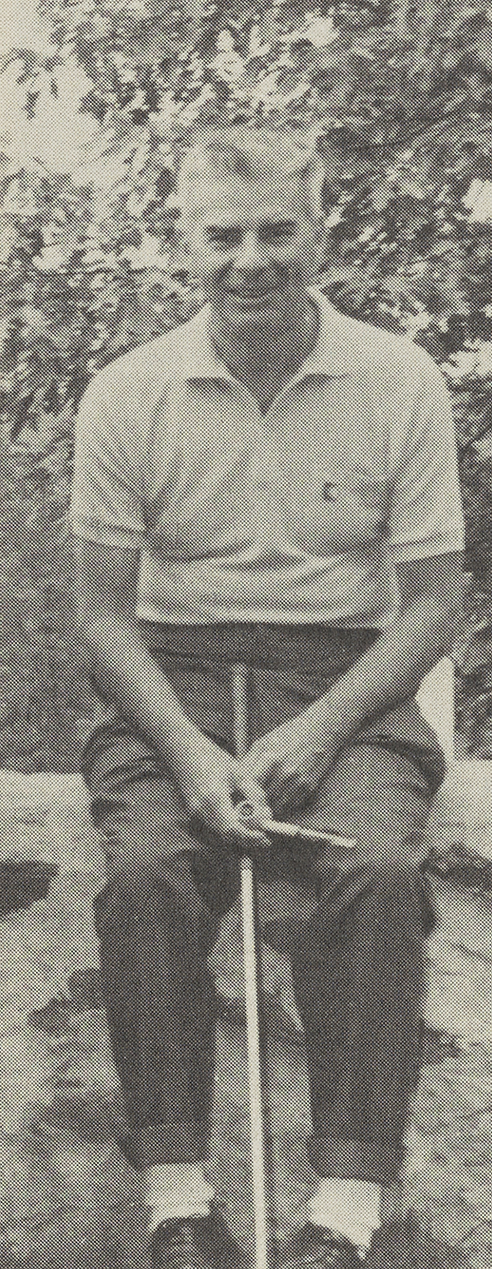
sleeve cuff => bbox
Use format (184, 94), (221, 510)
(387, 530), (465, 564)
(69, 517), (144, 551)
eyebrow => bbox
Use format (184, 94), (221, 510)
(259, 219), (297, 232)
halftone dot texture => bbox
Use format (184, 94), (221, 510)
(0, 52), (475, 1269)
(173, 126), (326, 219)
(1, 764), (492, 1269)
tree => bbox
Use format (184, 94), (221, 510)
(1, 0), (492, 765)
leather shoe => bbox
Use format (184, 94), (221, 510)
(276, 1223), (364, 1268)
(150, 1213), (246, 1269)
(0, 860), (58, 919)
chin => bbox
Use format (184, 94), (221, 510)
(221, 300), (285, 334)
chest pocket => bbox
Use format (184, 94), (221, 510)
(285, 463), (392, 554)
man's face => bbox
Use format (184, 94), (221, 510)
(180, 171), (325, 337)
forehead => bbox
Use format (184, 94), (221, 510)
(180, 172), (309, 227)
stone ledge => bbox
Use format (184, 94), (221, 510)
(0, 765), (491, 1264)
(429, 759), (492, 859)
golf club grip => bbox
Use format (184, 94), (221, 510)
(236, 799), (357, 851)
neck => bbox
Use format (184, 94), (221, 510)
(209, 292), (319, 383)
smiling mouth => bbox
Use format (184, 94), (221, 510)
(228, 287), (279, 304)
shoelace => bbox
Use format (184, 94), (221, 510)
(160, 1223), (207, 1268)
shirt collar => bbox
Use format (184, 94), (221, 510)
(181, 288), (355, 385)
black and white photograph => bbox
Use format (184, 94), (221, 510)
(0, 3), (492, 1268)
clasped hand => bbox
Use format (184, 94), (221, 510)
(171, 702), (339, 846)
(237, 701), (339, 818)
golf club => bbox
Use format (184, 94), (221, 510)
(232, 662), (270, 1269)
(232, 664), (358, 1269)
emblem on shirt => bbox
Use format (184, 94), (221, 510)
(321, 469), (389, 512)
(321, 481), (336, 502)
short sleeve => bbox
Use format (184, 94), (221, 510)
(69, 372), (146, 550)
(387, 354), (465, 563)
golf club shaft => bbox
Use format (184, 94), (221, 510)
(232, 664), (269, 1269)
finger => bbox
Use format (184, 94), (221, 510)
(209, 793), (270, 848)
(236, 822), (271, 848)
(234, 800), (270, 837)
(237, 775), (271, 816)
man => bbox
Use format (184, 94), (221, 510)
(70, 128), (464, 1268)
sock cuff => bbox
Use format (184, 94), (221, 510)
(308, 1177), (382, 1249)
(144, 1162), (215, 1228)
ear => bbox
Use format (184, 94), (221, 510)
(170, 218), (192, 270)
(314, 217), (330, 273)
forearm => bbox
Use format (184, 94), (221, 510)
(80, 610), (199, 762)
(79, 609), (270, 843)
(314, 595), (461, 743)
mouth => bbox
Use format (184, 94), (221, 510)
(226, 289), (280, 312)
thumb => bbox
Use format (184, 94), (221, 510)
(235, 773), (271, 824)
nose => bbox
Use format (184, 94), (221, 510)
(233, 230), (265, 271)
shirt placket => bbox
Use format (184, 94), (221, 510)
(219, 380), (286, 541)
(250, 386), (303, 539)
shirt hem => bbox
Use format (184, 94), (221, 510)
(136, 607), (390, 631)
(387, 534), (464, 563)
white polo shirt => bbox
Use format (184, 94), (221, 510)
(70, 290), (464, 628)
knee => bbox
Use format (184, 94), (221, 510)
(359, 816), (431, 868)
(93, 851), (219, 961)
(361, 823), (432, 886)
(316, 844), (436, 940)
(91, 792), (186, 876)
(363, 851), (422, 891)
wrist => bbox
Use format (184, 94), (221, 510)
(309, 694), (352, 748)
(153, 711), (203, 767)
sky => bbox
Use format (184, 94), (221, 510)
(0, 0), (43, 56)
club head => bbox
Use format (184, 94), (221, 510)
(236, 801), (356, 851)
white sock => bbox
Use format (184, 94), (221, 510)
(308, 1178), (382, 1252)
(143, 1163), (215, 1232)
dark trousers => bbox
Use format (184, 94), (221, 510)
(83, 623), (446, 1187)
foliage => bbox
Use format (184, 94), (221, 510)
(1, 0), (492, 765)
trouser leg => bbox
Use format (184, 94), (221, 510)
(89, 774), (240, 1169)
(284, 745), (437, 1186)
(83, 648), (443, 1186)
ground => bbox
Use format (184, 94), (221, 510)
(0, 772), (492, 1268)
